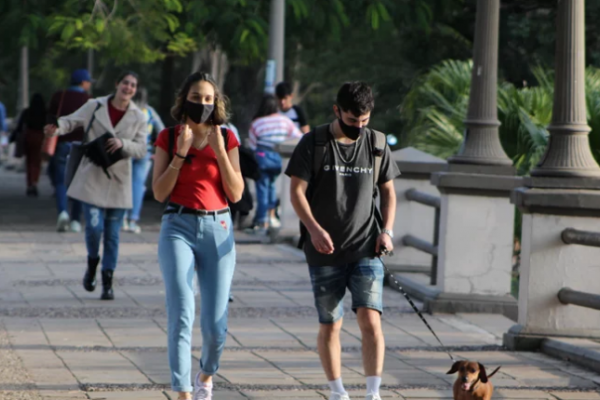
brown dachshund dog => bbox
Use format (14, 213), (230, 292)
(446, 360), (501, 400)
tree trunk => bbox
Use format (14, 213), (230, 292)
(159, 56), (176, 124)
(17, 46), (28, 111)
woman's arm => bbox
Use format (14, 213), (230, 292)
(216, 146), (244, 203)
(120, 118), (148, 159)
(152, 146), (185, 203)
(55, 99), (97, 136)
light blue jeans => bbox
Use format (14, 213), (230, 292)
(126, 149), (152, 222)
(82, 203), (126, 271)
(158, 209), (236, 392)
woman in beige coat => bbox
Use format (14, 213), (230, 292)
(44, 71), (147, 300)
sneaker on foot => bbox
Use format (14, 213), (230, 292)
(122, 217), (130, 232)
(193, 375), (212, 400)
(56, 211), (70, 232)
(70, 220), (81, 233)
(269, 216), (281, 229)
(329, 393), (351, 400)
(244, 225), (268, 236)
(128, 220), (142, 234)
(364, 394), (381, 400)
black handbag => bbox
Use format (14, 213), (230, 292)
(85, 132), (126, 179)
(64, 102), (101, 189)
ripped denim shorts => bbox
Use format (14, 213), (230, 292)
(308, 257), (384, 324)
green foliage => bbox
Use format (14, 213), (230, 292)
(401, 59), (600, 175)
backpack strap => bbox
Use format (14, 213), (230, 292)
(168, 125), (229, 162)
(370, 128), (387, 196)
(311, 123), (332, 181)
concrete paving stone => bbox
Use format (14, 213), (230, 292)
(3, 318), (48, 348)
(57, 351), (151, 385)
(244, 390), (325, 399)
(550, 392), (600, 400)
(98, 319), (166, 348)
(455, 313), (516, 338)
(396, 389), (454, 398)
(87, 392), (168, 399)
(227, 319), (304, 348)
(271, 318), (362, 348)
(119, 351), (171, 384)
(14, 349), (80, 389)
(226, 290), (300, 308)
(18, 286), (82, 307)
(40, 319), (113, 348)
(41, 390), (88, 399)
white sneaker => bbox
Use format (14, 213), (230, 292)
(122, 217), (130, 232)
(329, 393), (351, 400)
(365, 394), (382, 400)
(192, 375), (212, 400)
(70, 220), (81, 233)
(128, 220), (141, 234)
(269, 216), (281, 229)
(56, 211), (70, 232)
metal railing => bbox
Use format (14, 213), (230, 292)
(401, 188), (441, 285)
(558, 228), (600, 311)
(561, 228), (600, 247)
(558, 288), (600, 311)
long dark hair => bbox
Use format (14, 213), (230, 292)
(253, 94), (278, 120)
(171, 72), (229, 125)
(24, 93), (46, 130)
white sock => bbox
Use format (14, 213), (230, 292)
(328, 377), (347, 394)
(195, 373), (212, 389)
(366, 376), (381, 395)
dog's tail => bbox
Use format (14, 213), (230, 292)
(488, 366), (501, 379)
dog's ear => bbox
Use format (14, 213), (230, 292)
(446, 361), (463, 375)
(478, 363), (488, 383)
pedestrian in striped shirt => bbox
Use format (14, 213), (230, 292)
(247, 94), (303, 234)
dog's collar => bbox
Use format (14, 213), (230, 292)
(469, 378), (481, 393)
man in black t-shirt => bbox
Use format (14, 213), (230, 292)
(285, 82), (400, 400)
(275, 82), (310, 133)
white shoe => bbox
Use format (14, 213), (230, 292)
(192, 374), (212, 400)
(128, 220), (141, 234)
(269, 216), (281, 229)
(329, 393), (351, 400)
(70, 220), (81, 233)
(56, 211), (70, 232)
(365, 394), (382, 400)
(122, 217), (130, 232)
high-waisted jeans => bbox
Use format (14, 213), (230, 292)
(158, 209), (236, 392)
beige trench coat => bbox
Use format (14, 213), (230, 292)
(56, 96), (148, 209)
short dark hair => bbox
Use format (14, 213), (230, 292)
(336, 81), (374, 116)
(275, 82), (293, 99)
(171, 72), (229, 125)
(253, 94), (279, 120)
(116, 71), (139, 84)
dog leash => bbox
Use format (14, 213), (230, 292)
(378, 250), (455, 362)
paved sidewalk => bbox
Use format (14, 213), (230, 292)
(1, 169), (600, 399)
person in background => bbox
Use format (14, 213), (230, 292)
(14, 93), (46, 196)
(275, 82), (310, 133)
(247, 94), (303, 234)
(44, 71), (148, 301)
(47, 68), (92, 232)
(123, 87), (165, 234)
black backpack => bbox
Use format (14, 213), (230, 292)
(297, 124), (387, 249)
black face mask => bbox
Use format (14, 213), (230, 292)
(337, 114), (364, 140)
(184, 101), (214, 124)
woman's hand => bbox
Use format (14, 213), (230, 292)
(43, 124), (58, 138)
(106, 137), (123, 154)
(207, 125), (226, 154)
(177, 124), (193, 156)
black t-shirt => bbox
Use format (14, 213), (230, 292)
(285, 124), (401, 266)
(280, 105), (308, 129)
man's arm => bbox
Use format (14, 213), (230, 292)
(290, 176), (334, 254)
(294, 105), (310, 133)
(376, 179), (396, 254)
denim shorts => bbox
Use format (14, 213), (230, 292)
(308, 257), (384, 324)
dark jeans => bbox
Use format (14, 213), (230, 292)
(49, 141), (81, 221)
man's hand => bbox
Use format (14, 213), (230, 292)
(375, 232), (394, 256)
(309, 227), (335, 255)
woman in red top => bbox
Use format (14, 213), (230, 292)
(152, 72), (243, 400)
